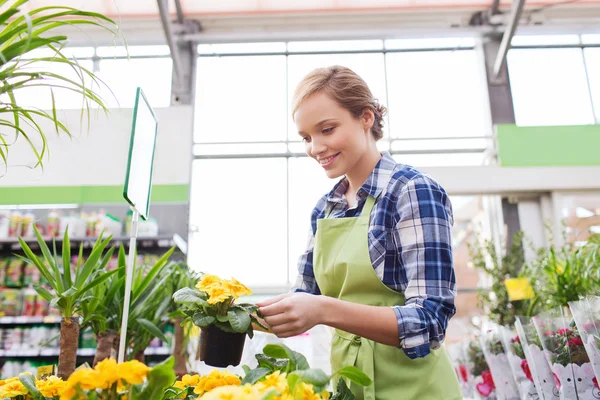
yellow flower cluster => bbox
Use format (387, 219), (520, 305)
(37, 376), (67, 398)
(196, 275), (252, 305)
(171, 370), (330, 400)
(60, 358), (150, 400)
(0, 377), (28, 398)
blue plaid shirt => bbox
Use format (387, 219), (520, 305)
(293, 152), (457, 359)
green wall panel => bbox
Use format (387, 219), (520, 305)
(0, 184), (189, 205)
(497, 124), (600, 167)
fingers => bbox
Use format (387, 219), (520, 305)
(264, 312), (292, 327)
(270, 322), (301, 338)
(256, 293), (290, 308)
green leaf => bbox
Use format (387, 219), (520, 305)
(61, 228), (72, 288)
(133, 247), (175, 302)
(256, 354), (288, 372)
(287, 373), (301, 393)
(293, 350), (310, 370)
(216, 313), (230, 322)
(32, 284), (54, 302)
(263, 344), (296, 372)
(228, 308), (251, 333)
(75, 269), (119, 300)
(259, 389), (279, 400)
(242, 365), (251, 374)
(241, 367), (271, 385)
(132, 357), (175, 400)
(19, 373), (42, 400)
(172, 287), (207, 307)
(289, 369), (330, 388)
(333, 366), (372, 386)
(192, 313), (215, 328)
(75, 235), (112, 287)
(331, 379), (354, 400)
(137, 318), (169, 343)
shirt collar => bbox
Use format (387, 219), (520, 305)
(326, 152), (396, 204)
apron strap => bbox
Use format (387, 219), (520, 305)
(325, 193), (378, 219)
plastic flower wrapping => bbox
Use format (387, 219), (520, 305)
(480, 328), (520, 400)
(499, 325), (540, 400)
(532, 307), (598, 399)
(569, 296), (600, 393)
(447, 342), (473, 399)
(467, 338), (498, 399)
(515, 316), (560, 400)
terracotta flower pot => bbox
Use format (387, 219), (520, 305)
(199, 325), (246, 368)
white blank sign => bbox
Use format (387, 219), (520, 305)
(123, 88), (158, 220)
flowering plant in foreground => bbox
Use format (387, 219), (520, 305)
(0, 358), (163, 400)
(0, 344), (371, 400)
(164, 344), (372, 400)
(173, 274), (267, 337)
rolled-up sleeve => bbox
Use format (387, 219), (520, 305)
(292, 207), (322, 295)
(392, 175), (457, 359)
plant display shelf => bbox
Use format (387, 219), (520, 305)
(0, 347), (171, 358)
(0, 234), (187, 255)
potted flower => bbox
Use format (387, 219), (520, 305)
(515, 316), (560, 399)
(499, 325), (539, 400)
(569, 296), (600, 391)
(532, 307), (597, 399)
(479, 329), (520, 399)
(172, 274), (267, 367)
(466, 340), (497, 399)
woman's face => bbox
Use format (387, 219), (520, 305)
(294, 92), (373, 179)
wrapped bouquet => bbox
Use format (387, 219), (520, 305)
(500, 325), (540, 400)
(480, 329), (520, 400)
(532, 307), (596, 399)
(515, 316), (560, 400)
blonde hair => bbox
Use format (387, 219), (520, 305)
(291, 65), (387, 140)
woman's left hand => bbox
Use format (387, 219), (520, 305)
(257, 293), (322, 338)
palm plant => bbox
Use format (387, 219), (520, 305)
(18, 226), (118, 379)
(0, 0), (116, 171)
(97, 246), (178, 362)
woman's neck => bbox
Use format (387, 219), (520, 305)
(345, 146), (382, 196)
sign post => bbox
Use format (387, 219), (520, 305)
(119, 87), (159, 363)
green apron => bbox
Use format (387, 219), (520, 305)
(313, 195), (462, 400)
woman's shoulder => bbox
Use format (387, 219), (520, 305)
(385, 161), (448, 197)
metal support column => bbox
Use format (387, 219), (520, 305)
(480, 33), (522, 256)
(157, 0), (201, 105)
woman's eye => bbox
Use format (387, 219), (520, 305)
(302, 136), (311, 143)
(322, 127), (335, 134)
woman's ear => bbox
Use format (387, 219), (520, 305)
(361, 108), (375, 132)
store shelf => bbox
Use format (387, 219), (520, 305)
(0, 316), (62, 325)
(0, 347), (171, 358)
(0, 234), (187, 254)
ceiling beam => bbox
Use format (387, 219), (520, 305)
(492, 0), (526, 80)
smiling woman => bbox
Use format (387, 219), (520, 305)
(258, 65), (463, 400)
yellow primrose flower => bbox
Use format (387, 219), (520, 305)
(36, 376), (67, 398)
(254, 371), (288, 394)
(226, 278), (252, 298)
(95, 358), (119, 389)
(58, 382), (77, 400)
(194, 370), (241, 396)
(117, 360), (150, 385)
(66, 368), (100, 390)
(181, 374), (201, 387)
(197, 274), (223, 292)
(199, 384), (260, 400)
(0, 379), (28, 398)
(206, 286), (233, 305)
(294, 382), (321, 400)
